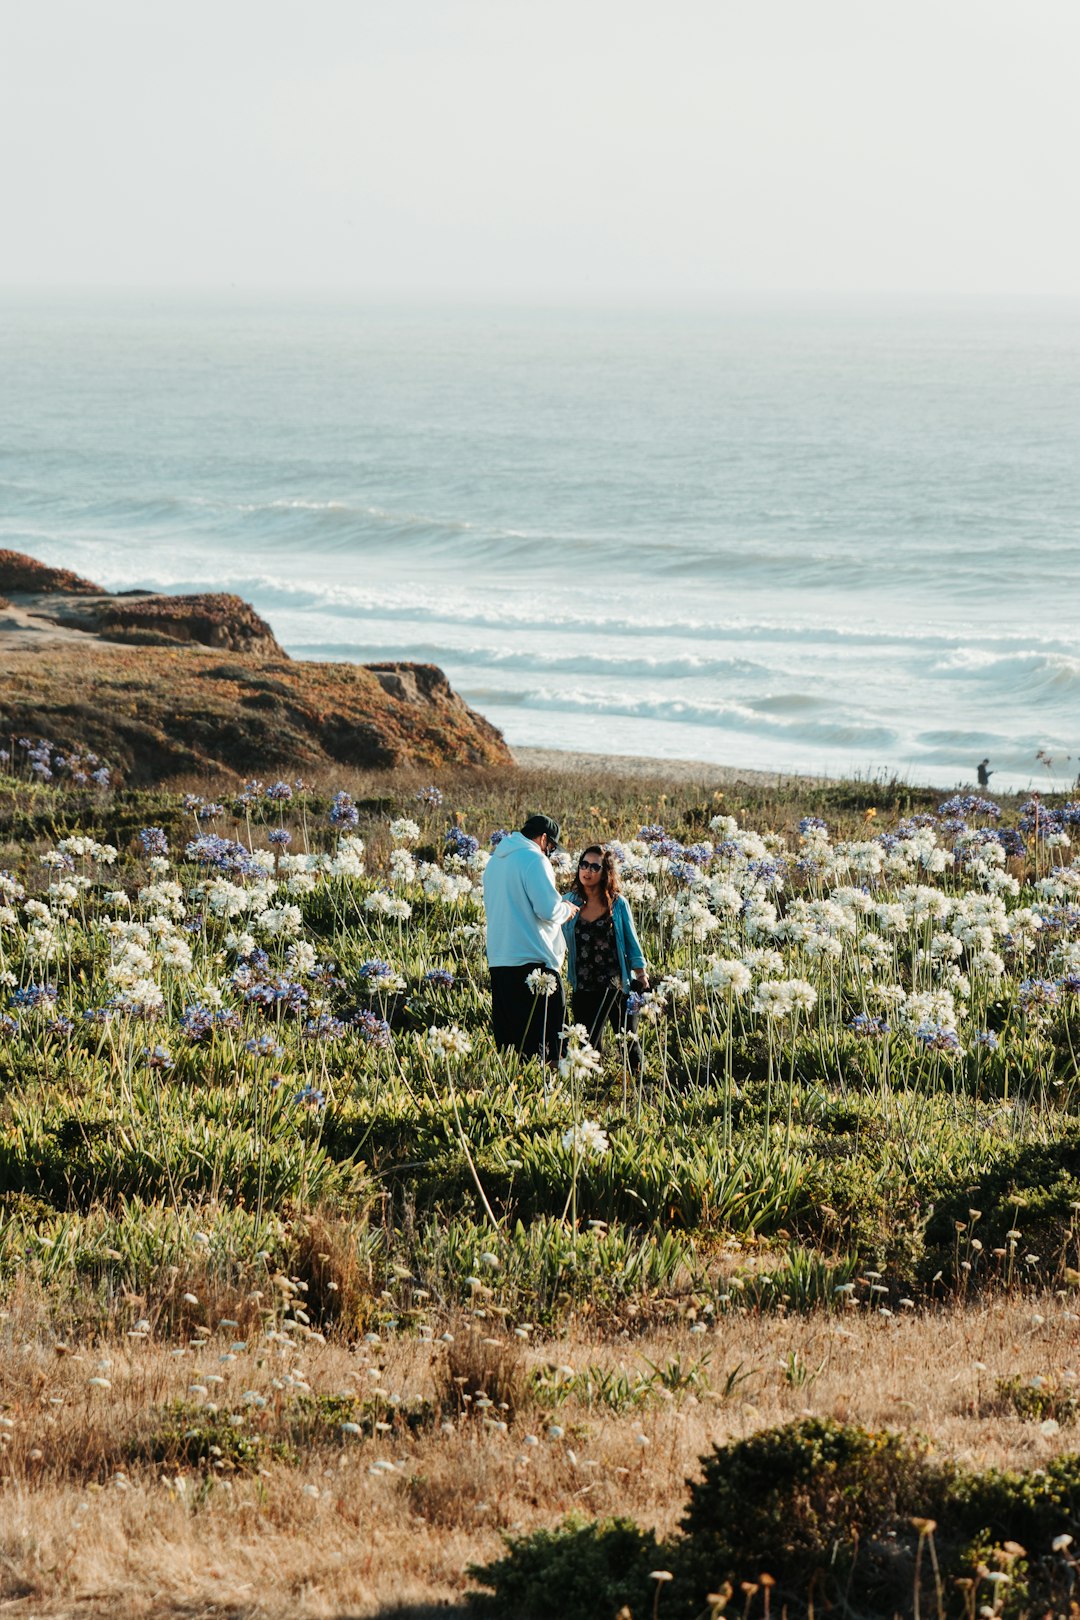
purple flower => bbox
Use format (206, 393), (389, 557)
(415, 785), (444, 808)
(139, 827), (169, 858)
(352, 1010), (392, 1049)
(268, 828), (291, 847)
(914, 1021), (962, 1053)
(185, 834), (262, 877)
(245, 1033), (285, 1058)
(445, 827), (479, 859)
(850, 1013), (889, 1038)
(292, 1085), (325, 1108)
(329, 790), (359, 829)
(357, 959), (394, 981)
(302, 1015), (347, 1042)
(1018, 977), (1060, 1009)
(265, 781), (294, 802)
(423, 968), (456, 989)
(10, 983), (58, 1010)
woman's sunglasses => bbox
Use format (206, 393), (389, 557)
(578, 859), (603, 873)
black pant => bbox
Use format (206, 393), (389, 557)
(490, 964), (565, 1062)
(572, 983), (642, 1069)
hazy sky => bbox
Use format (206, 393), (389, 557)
(4, 0), (1079, 298)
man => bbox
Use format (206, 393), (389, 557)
(482, 813), (579, 1060)
(977, 759), (993, 789)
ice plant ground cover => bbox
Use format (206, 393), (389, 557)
(6, 757), (1080, 1613)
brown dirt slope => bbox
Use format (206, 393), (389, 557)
(0, 643), (511, 782)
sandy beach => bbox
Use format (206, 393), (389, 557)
(512, 744), (828, 787)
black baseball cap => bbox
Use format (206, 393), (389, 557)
(521, 813), (560, 848)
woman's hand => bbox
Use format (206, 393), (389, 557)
(633, 971), (649, 992)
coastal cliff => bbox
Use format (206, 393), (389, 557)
(0, 551), (511, 781)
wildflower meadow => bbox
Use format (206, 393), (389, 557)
(5, 744), (1080, 1616)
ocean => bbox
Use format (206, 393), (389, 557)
(2, 294), (1079, 793)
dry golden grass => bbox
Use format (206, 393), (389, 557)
(3, 1294), (1080, 1618)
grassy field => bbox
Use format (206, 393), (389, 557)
(3, 747), (1080, 1617)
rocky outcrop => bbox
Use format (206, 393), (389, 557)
(58, 591), (284, 656)
(0, 551), (512, 782)
(0, 551), (102, 595)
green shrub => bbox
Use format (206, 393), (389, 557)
(671, 1417), (945, 1614)
(470, 1516), (660, 1620)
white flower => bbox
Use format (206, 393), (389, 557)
(525, 968), (558, 997)
(426, 1024), (472, 1059)
(159, 936), (194, 973)
(703, 958), (752, 995)
(286, 940), (317, 977)
(389, 817), (421, 846)
(558, 1024), (603, 1081)
(753, 979), (816, 1019)
(389, 847), (417, 885)
(256, 904), (303, 938)
(562, 1119), (610, 1157)
(656, 973), (691, 1001)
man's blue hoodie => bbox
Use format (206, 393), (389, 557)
(482, 831), (576, 969)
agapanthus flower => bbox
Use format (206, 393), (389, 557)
(423, 968), (456, 989)
(302, 1015), (347, 1042)
(561, 1119), (610, 1157)
(850, 1013), (889, 1038)
(268, 828), (291, 847)
(242, 975), (310, 1015)
(389, 817), (421, 845)
(558, 1026), (603, 1082)
(292, 1085), (326, 1108)
(329, 791), (360, 829)
(703, 958), (752, 995)
(265, 781), (293, 802)
(1018, 977), (1060, 1009)
(138, 827), (170, 858)
(352, 1010), (392, 1048)
(141, 1044), (174, 1070)
(10, 982), (58, 1010)
(914, 1021), (963, 1053)
(426, 1023), (472, 1058)
(445, 827), (480, 859)
(245, 1033), (285, 1058)
(357, 959), (404, 991)
(415, 785), (444, 808)
(185, 834), (262, 877)
(974, 1030), (1000, 1051)
(525, 968), (558, 997)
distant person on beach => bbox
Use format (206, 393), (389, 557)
(562, 845), (648, 1070)
(483, 814), (578, 1061)
(977, 759), (993, 788)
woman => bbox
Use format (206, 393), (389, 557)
(562, 845), (648, 1064)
